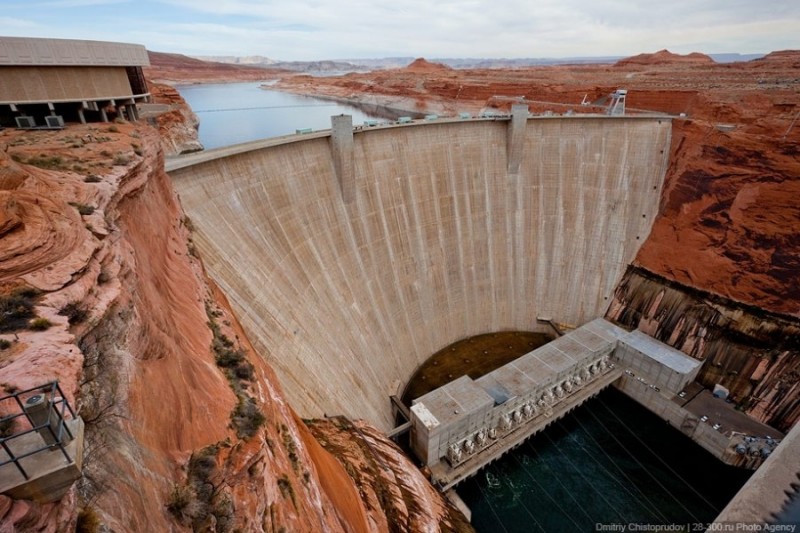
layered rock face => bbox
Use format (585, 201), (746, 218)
(147, 82), (204, 155)
(0, 125), (461, 531)
(144, 51), (279, 85)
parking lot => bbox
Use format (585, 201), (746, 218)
(674, 384), (784, 439)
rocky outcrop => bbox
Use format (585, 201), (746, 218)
(146, 82), (204, 155)
(635, 119), (800, 317)
(144, 51), (280, 84)
(307, 418), (472, 532)
(403, 58), (453, 72)
(614, 49), (715, 67)
(749, 50), (800, 68)
(0, 124), (466, 531)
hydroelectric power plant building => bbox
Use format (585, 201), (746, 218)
(409, 318), (702, 489)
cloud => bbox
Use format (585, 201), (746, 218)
(3, 0), (799, 59)
(147, 0), (800, 58)
(4, 0), (130, 7)
(0, 17), (45, 31)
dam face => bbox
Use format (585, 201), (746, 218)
(170, 116), (672, 430)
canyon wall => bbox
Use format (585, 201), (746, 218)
(146, 82), (204, 155)
(170, 116), (672, 430)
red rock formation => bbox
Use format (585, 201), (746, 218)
(144, 51), (283, 84)
(614, 49), (715, 67)
(403, 57), (453, 72)
(146, 82), (204, 155)
(306, 418), (472, 532)
(636, 119), (800, 316)
(750, 50), (800, 68)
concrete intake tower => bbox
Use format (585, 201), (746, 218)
(168, 112), (672, 431)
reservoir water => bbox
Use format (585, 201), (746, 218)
(175, 82), (396, 149)
(172, 83), (752, 530)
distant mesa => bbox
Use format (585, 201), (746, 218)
(751, 50), (800, 67)
(615, 49), (715, 67)
(144, 50), (285, 82)
(403, 57), (453, 72)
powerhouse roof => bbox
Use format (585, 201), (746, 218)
(0, 37), (149, 67)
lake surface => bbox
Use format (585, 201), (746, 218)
(176, 82), (396, 149)
(458, 389), (751, 532)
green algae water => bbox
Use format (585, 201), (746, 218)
(457, 389), (751, 532)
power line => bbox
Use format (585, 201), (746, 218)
(783, 109), (800, 140)
(194, 104), (340, 113)
(583, 401), (697, 519)
(589, 398), (716, 520)
(539, 426), (636, 524)
(474, 476), (513, 533)
(494, 457), (549, 532)
(565, 414), (671, 523)
(594, 396), (719, 512)
(512, 443), (595, 525)
(507, 450), (586, 531)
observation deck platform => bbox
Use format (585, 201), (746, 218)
(0, 382), (84, 503)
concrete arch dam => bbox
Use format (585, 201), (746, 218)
(168, 115), (672, 430)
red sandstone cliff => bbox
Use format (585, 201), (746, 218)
(614, 49), (715, 67)
(144, 51), (283, 85)
(0, 124), (467, 531)
(403, 58), (453, 72)
(146, 82), (204, 155)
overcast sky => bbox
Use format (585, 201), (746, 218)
(2, 0), (799, 61)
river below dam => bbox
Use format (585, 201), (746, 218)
(458, 388), (751, 532)
(175, 81), (397, 149)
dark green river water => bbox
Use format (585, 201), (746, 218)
(458, 389), (751, 532)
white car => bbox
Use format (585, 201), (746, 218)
(700, 415), (709, 422)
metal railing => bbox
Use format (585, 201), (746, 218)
(0, 381), (77, 481)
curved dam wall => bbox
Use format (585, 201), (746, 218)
(169, 116), (672, 430)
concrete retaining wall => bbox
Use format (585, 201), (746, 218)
(170, 117), (672, 429)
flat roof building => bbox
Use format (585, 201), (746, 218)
(0, 36), (150, 128)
